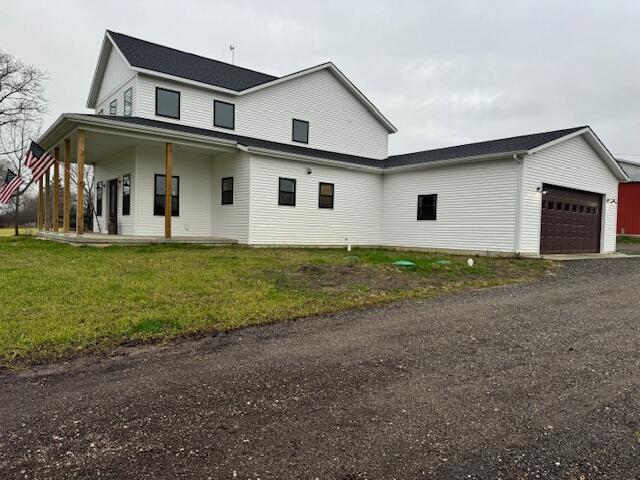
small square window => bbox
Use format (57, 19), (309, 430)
(579, 205), (585, 213)
(221, 177), (233, 205)
(548, 201), (554, 209)
(556, 202), (562, 210)
(292, 119), (309, 144)
(279, 177), (296, 206)
(417, 194), (437, 220)
(155, 87), (180, 119)
(214, 100), (235, 129)
(109, 99), (117, 115)
(564, 203), (570, 211)
(319, 182), (334, 209)
(572, 204), (577, 212)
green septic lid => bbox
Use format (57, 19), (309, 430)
(432, 259), (451, 265)
(393, 260), (416, 268)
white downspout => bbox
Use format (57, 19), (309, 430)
(513, 153), (525, 255)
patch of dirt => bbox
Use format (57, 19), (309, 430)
(279, 263), (429, 292)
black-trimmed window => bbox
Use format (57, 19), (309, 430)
(109, 99), (117, 115)
(154, 174), (179, 216)
(155, 87), (180, 119)
(122, 174), (131, 215)
(417, 194), (437, 220)
(292, 119), (309, 144)
(319, 182), (334, 209)
(96, 181), (103, 216)
(278, 177), (296, 206)
(123, 88), (133, 117)
(214, 100), (235, 129)
(221, 177), (233, 205)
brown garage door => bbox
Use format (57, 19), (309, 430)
(540, 185), (602, 254)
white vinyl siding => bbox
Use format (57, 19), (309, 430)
(248, 154), (382, 246)
(93, 148), (136, 235)
(136, 69), (389, 159)
(382, 159), (520, 253)
(134, 146), (214, 236)
(520, 135), (619, 254)
(96, 46), (132, 106)
(96, 76), (137, 117)
(212, 152), (250, 243)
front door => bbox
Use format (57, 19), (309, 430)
(108, 179), (118, 235)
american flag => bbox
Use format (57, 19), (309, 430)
(24, 141), (55, 183)
(0, 169), (24, 204)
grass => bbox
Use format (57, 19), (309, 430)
(617, 235), (640, 244)
(0, 227), (35, 237)
(0, 233), (551, 367)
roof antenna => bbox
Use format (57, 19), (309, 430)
(229, 45), (235, 65)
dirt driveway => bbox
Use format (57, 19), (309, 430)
(1, 258), (639, 479)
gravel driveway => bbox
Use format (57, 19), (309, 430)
(1, 258), (639, 479)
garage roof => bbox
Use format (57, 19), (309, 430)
(386, 126), (587, 168)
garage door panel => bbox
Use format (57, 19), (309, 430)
(540, 185), (602, 254)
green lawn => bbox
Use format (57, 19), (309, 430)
(618, 235), (640, 244)
(0, 234), (551, 366)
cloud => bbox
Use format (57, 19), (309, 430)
(1, 0), (639, 158)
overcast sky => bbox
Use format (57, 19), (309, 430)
(2, 0), (640, 160)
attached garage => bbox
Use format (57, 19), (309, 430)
(383, 126), (627, 256)
(540, 185), (602, 254)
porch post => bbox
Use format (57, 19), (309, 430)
(76, 130), (85, 235)
(37, 179), (43, 230)
(63, 138), (71, 233)
(52, 147), (60, 232)
(45, 168), (51, 231)
(165, 142), (173, 238)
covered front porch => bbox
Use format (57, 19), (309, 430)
(36, 114), (250, 244)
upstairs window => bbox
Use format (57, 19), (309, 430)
(292, 119), (309, 144)
(278, 177), (296, 206)
(122, 174), (131, 215)
(109, 99), (117, 116)
(98, 109), (104, 115)
(221, 177), (233, 205)
(96, 181), (103, 216)
(417, 194), (437, 221)
(319, 182), (334, 209)
(214, 100), (235, 129)
(123, 88), (133, 117)
(155, 87), (180, 119)
(154, 174), (179, 216)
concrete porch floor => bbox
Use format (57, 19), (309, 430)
(37, 231), (237, 246)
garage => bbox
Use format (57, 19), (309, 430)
(540, 185), (602, 254)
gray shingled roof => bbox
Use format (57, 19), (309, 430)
(385, 126), (587, 168)
(74, 115), (588, 170)
(88, 115), (383, 167)
(108, 31), (277, 91)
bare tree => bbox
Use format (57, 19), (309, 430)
(0, 116), (41, 235)
(0, 50), (47, 234)
(0, 50), (47, 151)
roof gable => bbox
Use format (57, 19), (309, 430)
(387, 127), (586, 167)
(88, 31), (397, 133)
(107, 31), (277, 92)
(388, 126), (627, 180)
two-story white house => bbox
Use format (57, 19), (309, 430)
(38, 30), (628, 255)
